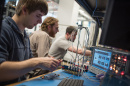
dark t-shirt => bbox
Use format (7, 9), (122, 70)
(0, 17), (33, 85)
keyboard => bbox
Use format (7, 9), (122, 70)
(58, 78), (84, 86)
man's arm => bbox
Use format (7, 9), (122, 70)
(0, 57), (60, 82)
(68, 46), (91, 56)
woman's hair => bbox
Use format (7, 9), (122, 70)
(41, 17), (58, 32)
(16, 0), (48, 16)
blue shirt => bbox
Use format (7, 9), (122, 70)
(0, 17), (33, 85)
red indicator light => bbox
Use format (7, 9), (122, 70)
(123, 58), (127, 62)
(121, 71), (124, 76)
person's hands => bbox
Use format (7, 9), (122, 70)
(38, 57), (61, 72)
(85, 50), (92, 56)
(48, 55), (62, 66)
(96, 73), (104, 80)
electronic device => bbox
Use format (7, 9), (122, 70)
(62, 65), (82, 76)
(99, 48), (130, 85)
(58, 78), (84, 86)
(88, 47), (112, 75)
(62, 64), (88, 76)
(89, 46), (130, 76)
(88, 46), (130, 86)
(108, 49), (130, 76)
(99, 0), (130, 51)
(100, 70), (130, 86)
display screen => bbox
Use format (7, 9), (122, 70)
(92, 49), (112, 71)
(99, 0), (130, 51)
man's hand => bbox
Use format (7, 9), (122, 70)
(85, 50), (92, 56)
(38, 57), (62, 72)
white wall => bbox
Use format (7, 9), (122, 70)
(57, 0), (79, 26)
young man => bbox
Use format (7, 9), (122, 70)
(0, 0), (61, 85)
(49, 26), (91, 59)
(30, 17), (59, 57)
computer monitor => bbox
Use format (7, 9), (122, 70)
(88, 47), (112, 74)
(99, 0), (130, 51)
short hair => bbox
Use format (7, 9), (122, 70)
(66, 26), (77, 34)
(16, 0), (48, 16)
(41, 17), (59, 32)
